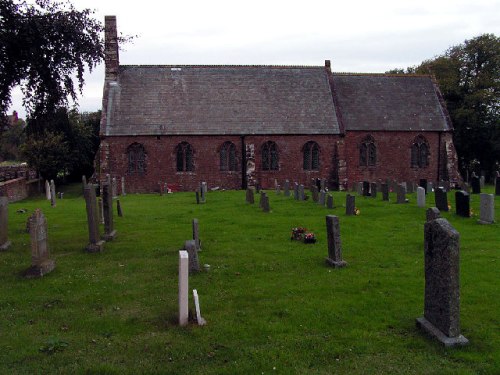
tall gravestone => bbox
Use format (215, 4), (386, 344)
(84, 185), (104, 252)
(345, 194), (355, 216)
(357, 182), (363, 196)
(284, 180), (290, 197)
(178, 250), (189, 326)
(276, 184), (281, 195)
(116, 199), (123, 217)
(45, 180), (51, 200)
(0, 197), (11, 251)
(246, 188), (254, 204)
(470, 176), (481, 194)
(184, 240), (200, 274)
(326, 194), (334, 209)
(50, 180), (56, 207)
(112, 177), (118, 198)
(416, 218), (469, 346)
(102, 183), (116, 241)
(192, 218), (201, 250)
(325, 215), (347, 268)
(478, 193), (495, 224)
(312, 186), (319, 202)
(299, 184), (305, 201)
(396, 184), (407, 204)
(319, 190), (326, 206)
(434, 188), (449, 212)
(294, 183), (299, 200)
(121, 177), (126, 196)
(455, 191), (470, 218)
(23, 209), (56, 278)
(82, 175), (87, 191)
(381, 183), (389, 201)
(479, 175), (485, 189)
(417, 187), (426, 208)
(262, 193), (270, 213)
(370, 182), (377, 198)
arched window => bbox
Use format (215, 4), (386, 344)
(220, 141), (238, 171)
(303, 141), (320, 170)
(411, 136), (429, 168)
(176, 142), (194, 172)
(127, 143), (146, 175)
(262, 141), (279, 171)
(359, 135), (376, 167)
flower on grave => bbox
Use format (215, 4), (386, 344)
(303, 232), (316, 244)
(355, 207), (360, 216)
(291, 227), (307, 241)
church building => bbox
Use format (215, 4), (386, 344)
(99, 16), (461, 193)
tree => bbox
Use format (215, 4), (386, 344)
(0, 0), (104, 121)
(0, 116), (25, 160)
(388, 34), (500, 177)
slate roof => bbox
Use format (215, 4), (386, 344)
(105, 65), (341, 136)
(331, 74), (452, 132)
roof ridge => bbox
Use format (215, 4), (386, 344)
(119, 64), (324, 69)
(332, 72), (432, 78)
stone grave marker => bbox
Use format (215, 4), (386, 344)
(102, 183), (116, 241)
(396, 184), (407, 204)
(381, 183), (389, 201)
(84, 185), (104, 252)
(45, 180), (51, 200)
(82, 175), (87, 190)
(183, 240), (200, 273)
(98, 197), (104, 224)
(284, 180), (290, 197)
(23, 209), (56, 278)
(416, 218), (469, 347)
(357, 182), (363, 196)
(192, 218), (201, 250)
(495, 177), (500, 196)
(299, 184), (305, 201)
(345, 194), (355, 216)
(0, 197), (11, 251)
(50, 180), (56, 207)
(428, 182), (434, 192)
(434, 187), (449, 212)
(117, 199), (123, 217)
(470, 176), (480, 194)
(478, 193), (495, 224)
(262, 193), (270, 213)
(179, 250), (189, 326)
(326, 194), (334, 209)
(362, 181), (370, 196)
(193, 289), (207, 326)
(294, 183), (299, 200)
(121, 177), (126, 196)
(370, 182), (377, 198)
(196, 191), (200, 204)
(479, 175), (485, 189)
(325, 215), (347, 268)
(246, 188), (254, 204)
(417, 187), (426, 208)
(426, 207), (441, 222)
(455, 191), (470, 218)
(321, 178), (326, 191)
(276, 184), (281, 195)
(112, 177), (118, 198)
(319, 190), (326, 206)
(312, 186), (319, 202)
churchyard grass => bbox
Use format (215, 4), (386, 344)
(0, 184), (498, 374)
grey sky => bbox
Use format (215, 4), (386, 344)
(9, 0), (500, 119)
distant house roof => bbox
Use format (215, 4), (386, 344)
(331, 74), (452, 132)
(104, 65), (341, 136)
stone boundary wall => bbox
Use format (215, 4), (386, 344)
(0, 177), (40, 202)
(0, 166), (37, 182)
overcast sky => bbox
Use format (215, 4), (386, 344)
(9, 0), (500, 119)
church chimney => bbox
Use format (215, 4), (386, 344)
(104, 16), (119, 81)
(325, 59), (331, 72)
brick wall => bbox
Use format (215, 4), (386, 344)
(0, 177), (40, 202)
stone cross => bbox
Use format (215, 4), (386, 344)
(417, 187), (426, 208)
(192, 218), (201, 250)
(45, 180), (51, 200)
(426, 207), (441, 222)
(50, 180), (56, 207)
(326, 194), (334, 209)
(416, 218), (469, 347)
(345, 194), (355, 216)
(325, 215), (347, 268)
(246, 188), (254, 204)
(121, 177), (126, 196)
(179, 250), (189, 326)
(184, 239), (200, 273)
(102, 183), (116, 241)
(193, 289), (207, 326)
(84, 185), (104, 252)
(478, 193), (495, 224)
(0, 197), (11, 251)
(23, 209), (55, 278)
(396, 184), (407, 204)
(117, 199), (123, 217)
(455, 191), (470, 218)
(434, 188), (449, 212)
(381, 183), (389, 201)
(284, 180), (290, 197)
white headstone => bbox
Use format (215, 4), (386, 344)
(193, 289), (207, 326)
(179, 251), (189, 326)
(45, 180), (51, 200)
(417, 186), (426, 208)
(478, 193), (495, 224)
(121, 177), (126, 196)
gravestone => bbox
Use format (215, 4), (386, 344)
(319, 190), (326, 206)
(178, 250), (189, 326)
(45, 180), (51, 200)
(196, 191), (200, 204)
(276, 184), (281, 195)
(98, 197), (104, 224)
(370, 182), (377, 198)
(396, 184), (407, 204)
(284, 180), (290, 197)
(455, 191), (470, 218)
(0, 197), (11, 251)
(121, 177), (126, 196)
(84, 185), (104, 253)
(112, 177), (118, 198)
(255, 183), (260, 193)
(325, 215), (347, 268)
(102, 183), (116, 241)
(326, 194), (334, 209)
(357, 182), (363, 196)
(362, 181), (370, 196)
(470, 176), (481, 194)
(299, 184), (305, 201)
(381, 183), (389, 201)
(495, 177), (500, 196)
(417, 187), (426, 208)
(200, 182), (207, 202)
(192, 218), (201, 250)
(262, 193), (270, 213)
(345, 194), (355, 216)
(434, 188), (449, 212)
(416, 218), (469, 347)
(259, 190), (265, 208)
(23, 209), (56, 278)
(321, 178), (326, 191)
(294, 183), (299, 200)
(82, 175), (87, 190)
(58, 192), (64, 199)
(312, 186), (319, 202)
(183, 240), (200, 273)
(426, 207), (441, 222)
(479, 175), (485, 189)
(478, 193), (495, 224)
(50, 180), (56, 207)
(193, 289), (207, 326)
(246, 188), (254, 204)
(419, 179), (428, 194)
(117, 199), (123, 217)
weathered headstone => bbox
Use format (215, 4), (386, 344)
(417, 187), (426, 208)
(478, 193), (495, 224)
(276, 184), (281, 195)
(479, 175), (485, 189)
(192, 218), (201, 250)
(381, 183), (389, 201)
(362, 181), (370, 196)
(45, 180), (51, 200)
(345, 194), (355, 216)
(470, 176), (481, 194)
(50, 180), (56, 207)
(193, 289), (207, 326)
(98, 197), (104, 224)
(311, 186), (319, 202)
(121, 177), (126, 196)
(183, 239), (200, 273)
(23, 209), (56, 278)
(178, 250), (189, 326)
(426, 207), (441, 222)
(319, 190), (326, 206)
(370, 182), (377, 198)
(299, 184), (305, 201)
(58, 192), (64, 199)
(321, 178), (326, 191)
(325, 215), (347, 268)
(294, 183), (299, 200)
(326, 194), (334, 209)
(357, 182), (363, 196)
(434, 187), (449, 212)
(195, 191), (200, 204)
(284, 180), (290, 197)
(82, 175), (87, 190)
(495, 177), (500, 196)
(396, 184), (407, 204)
(112, 177), (118, 198)
(116, 199), (123, 217)
(246, 188), (254, 204)
(102, 183), (116, 241)
(455, 191), (470, 218)
(416, 218), (469, 347)
(261, 193), (270, 212)
(84, 185), (104, 252)
(0, 197), (11, 251)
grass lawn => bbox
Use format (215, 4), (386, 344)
(0, 184), (498, 374)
